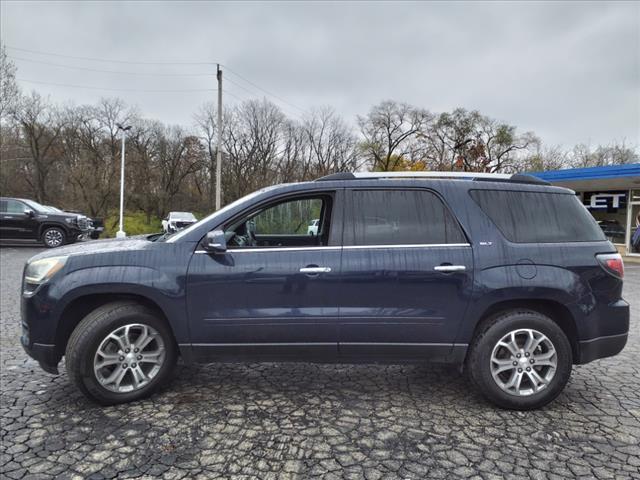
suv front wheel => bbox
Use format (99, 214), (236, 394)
(42, 227), (66, 248)
(65, 302), (177, 405)
(467, 309), (572, 410)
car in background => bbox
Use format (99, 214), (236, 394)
(45, 205), (104, 240)
(162, 212), (197, 234)
(307, 219), (320, 235)
(0, 197), (92, 248)
(597, 219), (625, 244)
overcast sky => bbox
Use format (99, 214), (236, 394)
(1, 0), (638, 148)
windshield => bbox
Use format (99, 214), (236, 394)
(166, 186), (279, 243)
(21, 199), (49, 213)
(44, 205), (63, 213)
(170, 212), (196, 221)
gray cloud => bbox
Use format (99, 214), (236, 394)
(2, 0), (638, 148)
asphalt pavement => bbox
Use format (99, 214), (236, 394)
(1, 245), (639, 479)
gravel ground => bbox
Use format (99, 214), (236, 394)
(1, 245), (639, 480)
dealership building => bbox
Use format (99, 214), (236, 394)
(532, 164), (640, 257)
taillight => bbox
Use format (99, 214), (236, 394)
(596, 253), (624, 279)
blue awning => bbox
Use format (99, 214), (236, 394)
(529, 164), (640, 191)
(531, 164), (640, 182)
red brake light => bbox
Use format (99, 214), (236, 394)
(596, 253), (624, 279)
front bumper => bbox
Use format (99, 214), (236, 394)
(21, 284), (62, 374)
(20, 336), (60, 374)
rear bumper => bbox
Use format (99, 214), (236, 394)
(577, 333), (628, 364)
(576, 298), (629, 364)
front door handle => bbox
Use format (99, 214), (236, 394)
(300, 266), (332, 274)
(434, 265), (466, 272)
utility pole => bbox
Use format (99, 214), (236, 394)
(116, 123), (132, 239)
(216, 64), (222, 211)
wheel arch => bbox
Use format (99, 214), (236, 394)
(469, 299), (579, 361)
(55, 293), (178, 358)
(38, 222), (71, 239)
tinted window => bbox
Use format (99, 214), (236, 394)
(347, 189), (466, 246)
(3, 199), (28, 214)
(225, 195), (331, 248)
(470, 189), (606, 243)
(21, 199), (46, 212)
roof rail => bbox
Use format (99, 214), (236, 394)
(315, 172), (356, 181)
(315, 171), (550, 185)
(352, 171), (512, 180)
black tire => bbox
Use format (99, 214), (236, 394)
(41, 226), (66, 248)
(65, 301), (177, 405)
(467, 309), (572, 410)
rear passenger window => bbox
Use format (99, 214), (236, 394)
(346, 190), (467, 246)
(470, 189), (606, 243)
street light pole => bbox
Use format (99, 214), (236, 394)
(116, 124), (132, 239)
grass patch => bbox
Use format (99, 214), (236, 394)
(103, 211), (163, 238)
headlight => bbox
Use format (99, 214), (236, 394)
(64, 217), (76, 224)
(25, 256), (68, 284)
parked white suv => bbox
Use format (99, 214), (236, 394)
(162, 212), (197, 234)
(307, 219), (319, 235)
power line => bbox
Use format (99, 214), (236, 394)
(7, 45), (310, 116)
(9, 55), (217, 77)
(17, 77), (249, 103)
(222, 88), (247, 103)
(6, 45), (215, 66)
(16, 78), (216, 93)
(222, 64), (309, 115)
(223, 73), (304, 119)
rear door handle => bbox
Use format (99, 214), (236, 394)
(434, 265), (466, 272)
(300, 266), (332, 274)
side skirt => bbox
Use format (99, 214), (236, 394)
(178, 343), (468, 365)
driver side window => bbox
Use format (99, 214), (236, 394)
(4, 200), (28, 214)
(225, 194), (332, 249)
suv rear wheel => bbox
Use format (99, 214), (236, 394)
(65, 302), (177, 405)
(467, 309), (572, 410)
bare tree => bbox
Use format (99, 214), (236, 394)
(194, 102), (217, 210)
(517, 145), (569, 172)
(0, 45), (20, 121)
(59, 98), (135, 217)
(358, 100), (433, 171)
(12, 92), (67, 202)
(222, 99), (286, 201)
(421, 109), (538, 173)
(303, 107), (362, 176)
(569, 142), (639, 168)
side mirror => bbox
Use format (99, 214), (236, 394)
(25, 209), (35, 217)
(204, 230), (227, 253)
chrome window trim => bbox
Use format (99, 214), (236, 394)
(342, 243), (470, 250)
(194, 243), (470, 254)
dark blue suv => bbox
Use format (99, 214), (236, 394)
(20, 172), (629, 409)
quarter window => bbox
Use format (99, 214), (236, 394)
(470, 189), (606, 243)
(346, 189), (466, 246)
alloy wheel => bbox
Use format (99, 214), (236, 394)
(490, 328), (557, 396)
(93, 323), (166, 393)
(44, 229), (64, 247)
